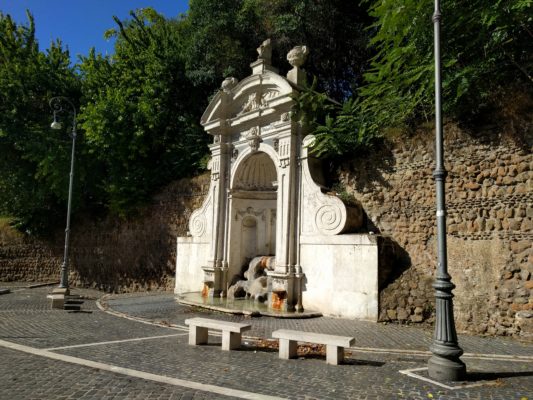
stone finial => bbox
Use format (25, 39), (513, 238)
(221, 77), (238, 94)
(287, 45), (309, 68)
(251, 39), (278, 74)
(286, 45), (309, 85)
(257, 38), (272, 64)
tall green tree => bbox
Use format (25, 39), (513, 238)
(0, 12), (82, 232)
(78, 2), (373, 216)
(79, 8), (208, 214)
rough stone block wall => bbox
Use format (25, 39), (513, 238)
(0, 174), (210, 292)
(0, 219), (62, 283)
(339, 118), (532, 339)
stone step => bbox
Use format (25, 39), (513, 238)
(64, 303), (82, 311)
(65, 299), (84, 305)
(64, 295), (84, 311)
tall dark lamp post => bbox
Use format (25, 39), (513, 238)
(428, 0), (466, 381)
(49, 97), (77, 304)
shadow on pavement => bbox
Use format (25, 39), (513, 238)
(464, 370), (533, 382)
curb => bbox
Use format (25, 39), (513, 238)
(96, 295), (189, 332)
(27, 282), (60, 289)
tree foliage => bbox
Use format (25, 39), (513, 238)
(310, 0), (533, 157)
(185, 0), (373, 101)
(362, 0), (533, 128)
(78, 8), (207, 214)
(0, 12), (82, 232)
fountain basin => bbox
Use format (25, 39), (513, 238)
(177, 292), (322, 318)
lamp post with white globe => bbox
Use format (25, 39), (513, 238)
(49, 96), (77, 301)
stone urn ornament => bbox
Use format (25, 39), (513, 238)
(287, 45), (309, 68)
(221, 77), (238, 94)
(287, 45), (309, 86)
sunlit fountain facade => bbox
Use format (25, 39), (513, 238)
(175, 40), (380, 319)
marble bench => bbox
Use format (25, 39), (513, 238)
(184, 317), (251, 351)
(272, 329), (355, 365)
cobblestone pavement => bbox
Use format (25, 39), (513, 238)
(1, 285), (532, 399)
(105, 292), (533, 357)
(1, 347), (232, 400)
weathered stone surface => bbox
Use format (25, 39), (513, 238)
(0, 174), (211, 292)
(227, 280), (248, 299)
(515, 311), (533, 338)
(2, 107), (532, 339)
(410, 314), (423, 322)
(248, 276), (269, 301)
(396, 308), (409, 320)
(228, 257), (274, 302)
(177, 50), (374, 319)
(511, 240), (531, 254)
(346, 117), (533, 338)
(465, 182), (481, 190)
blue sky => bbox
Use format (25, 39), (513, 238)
(0, 0), (189, 63)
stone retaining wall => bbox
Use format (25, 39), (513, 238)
(0, 219), (61, 283)
(339, 117), (532, 339)
(0, 174), (209, 292)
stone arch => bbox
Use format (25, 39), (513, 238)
(232, 150), (277, 191)
(230, 144), (280, 191)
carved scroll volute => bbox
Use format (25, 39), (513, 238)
(188, 196), (212, 238)
(189, 208), (207, 237)
(314, 198), (348, 235)
(301, 135), (363, 236)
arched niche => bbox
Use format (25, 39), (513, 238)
(228, 151), (277, 280)
(232, 151), (277, 192)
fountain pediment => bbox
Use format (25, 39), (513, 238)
(200, 71), (294, 135)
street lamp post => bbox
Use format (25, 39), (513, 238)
(49, 96), (77, 301)
(427, 0), (466, 381)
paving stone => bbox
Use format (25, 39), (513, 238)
(0, 347), (230, 400)
(106, 292), (533, 357)
(0, 286), (531, 399)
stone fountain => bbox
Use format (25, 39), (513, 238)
(175, 40), (380, 319)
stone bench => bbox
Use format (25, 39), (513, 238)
(272, 329), (355, 365)
(184, 317), (251, 351)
